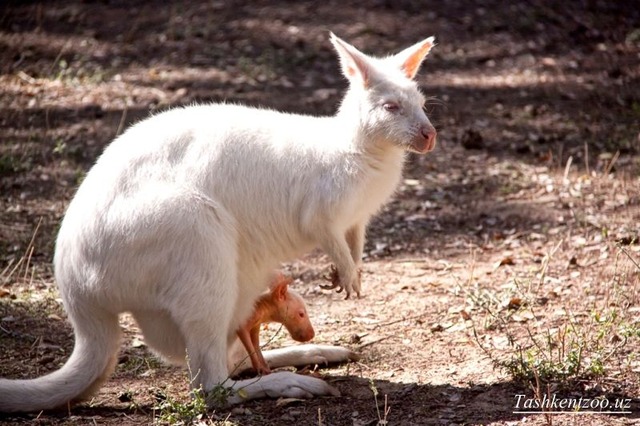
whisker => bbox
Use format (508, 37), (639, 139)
(425, 96), (446, 107)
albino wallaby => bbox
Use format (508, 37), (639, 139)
(0, 32), (437, 412)
(236, 273), (314, 375)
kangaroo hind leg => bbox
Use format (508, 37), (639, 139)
(131, 310), (187, 365)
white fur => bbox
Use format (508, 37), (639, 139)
(0, 32), (436, 412)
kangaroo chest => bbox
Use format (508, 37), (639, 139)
(352, 152), (405, 221)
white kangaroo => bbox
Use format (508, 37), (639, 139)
(0, 32), (437, 412)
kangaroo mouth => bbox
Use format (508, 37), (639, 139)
(409, 136), (436, 154)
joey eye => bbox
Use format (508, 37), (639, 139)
(298, 311), (305, 319)
(383, 102), (400, 113)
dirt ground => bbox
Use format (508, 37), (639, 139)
(1, 1), (639, 425)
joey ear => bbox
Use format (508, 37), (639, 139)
(330, 32), (372, 88)
(393, 36), (435, 80)
(272, 279), (288, 301)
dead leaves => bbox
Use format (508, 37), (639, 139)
(506, 297), (523, 310)
(493, 256), (515, 271)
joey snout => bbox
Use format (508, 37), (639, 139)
(290, 326), (315, 342)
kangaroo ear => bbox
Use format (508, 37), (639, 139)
(330, 32), (372, 88)
(393, 36), (435, 80)
(272, 277), (289, 301)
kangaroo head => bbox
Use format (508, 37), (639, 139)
(271, 278), (315, 342)
(331, 33), (437, 154)
(282, 290), (314, 342)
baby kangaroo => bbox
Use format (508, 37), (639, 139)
(0, 32), (437, 412)
(237, 273), (314, 375)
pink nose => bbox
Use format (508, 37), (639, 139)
(421, 126), (437, 151)
(303, 328), (315, 341)
(293, 327), (315, 342)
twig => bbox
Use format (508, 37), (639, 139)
(471, 321), (495, 360)
(115, 104), (129, 138)
(617, 244), (640, 271)
(538, 239), (563, 288)
(22, 217), (42, 283)
(371, 312), (429, 330)
(0, 258), (16, 283)
(17, 71), (36, 84)
(604, 150), (620, 175)
(357, 335), (393, 350)
(562, 155), (573, 182)
(47, 41), (71, 77)
(584, 142), (590, 175)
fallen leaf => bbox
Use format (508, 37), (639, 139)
(511, 313), (532, 323)
(276, 398), (305, 407)
(507, 297), (523, 310)
(430, 324), (445, 332)
(493, 256), (515, 270)
(536, 296), (549, 306)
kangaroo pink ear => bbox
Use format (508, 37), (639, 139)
(272, 278), (289, 301)
(394, 36), (435, 80)
(330, 32), (372, 88)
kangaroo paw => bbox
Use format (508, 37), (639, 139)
(319, 265), (343, 293)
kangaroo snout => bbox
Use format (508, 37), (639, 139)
(411, 125), (437, 153)
(292, 326), (315, 342)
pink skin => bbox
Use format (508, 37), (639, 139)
(237, 273), (315, 375)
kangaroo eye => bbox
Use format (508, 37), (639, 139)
(383, 102), (400, 112)
(298, 312), (305, 318)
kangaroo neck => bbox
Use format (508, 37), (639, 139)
(248, 294), (279, 326)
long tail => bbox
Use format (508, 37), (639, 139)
(0, 307), (121, 412)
